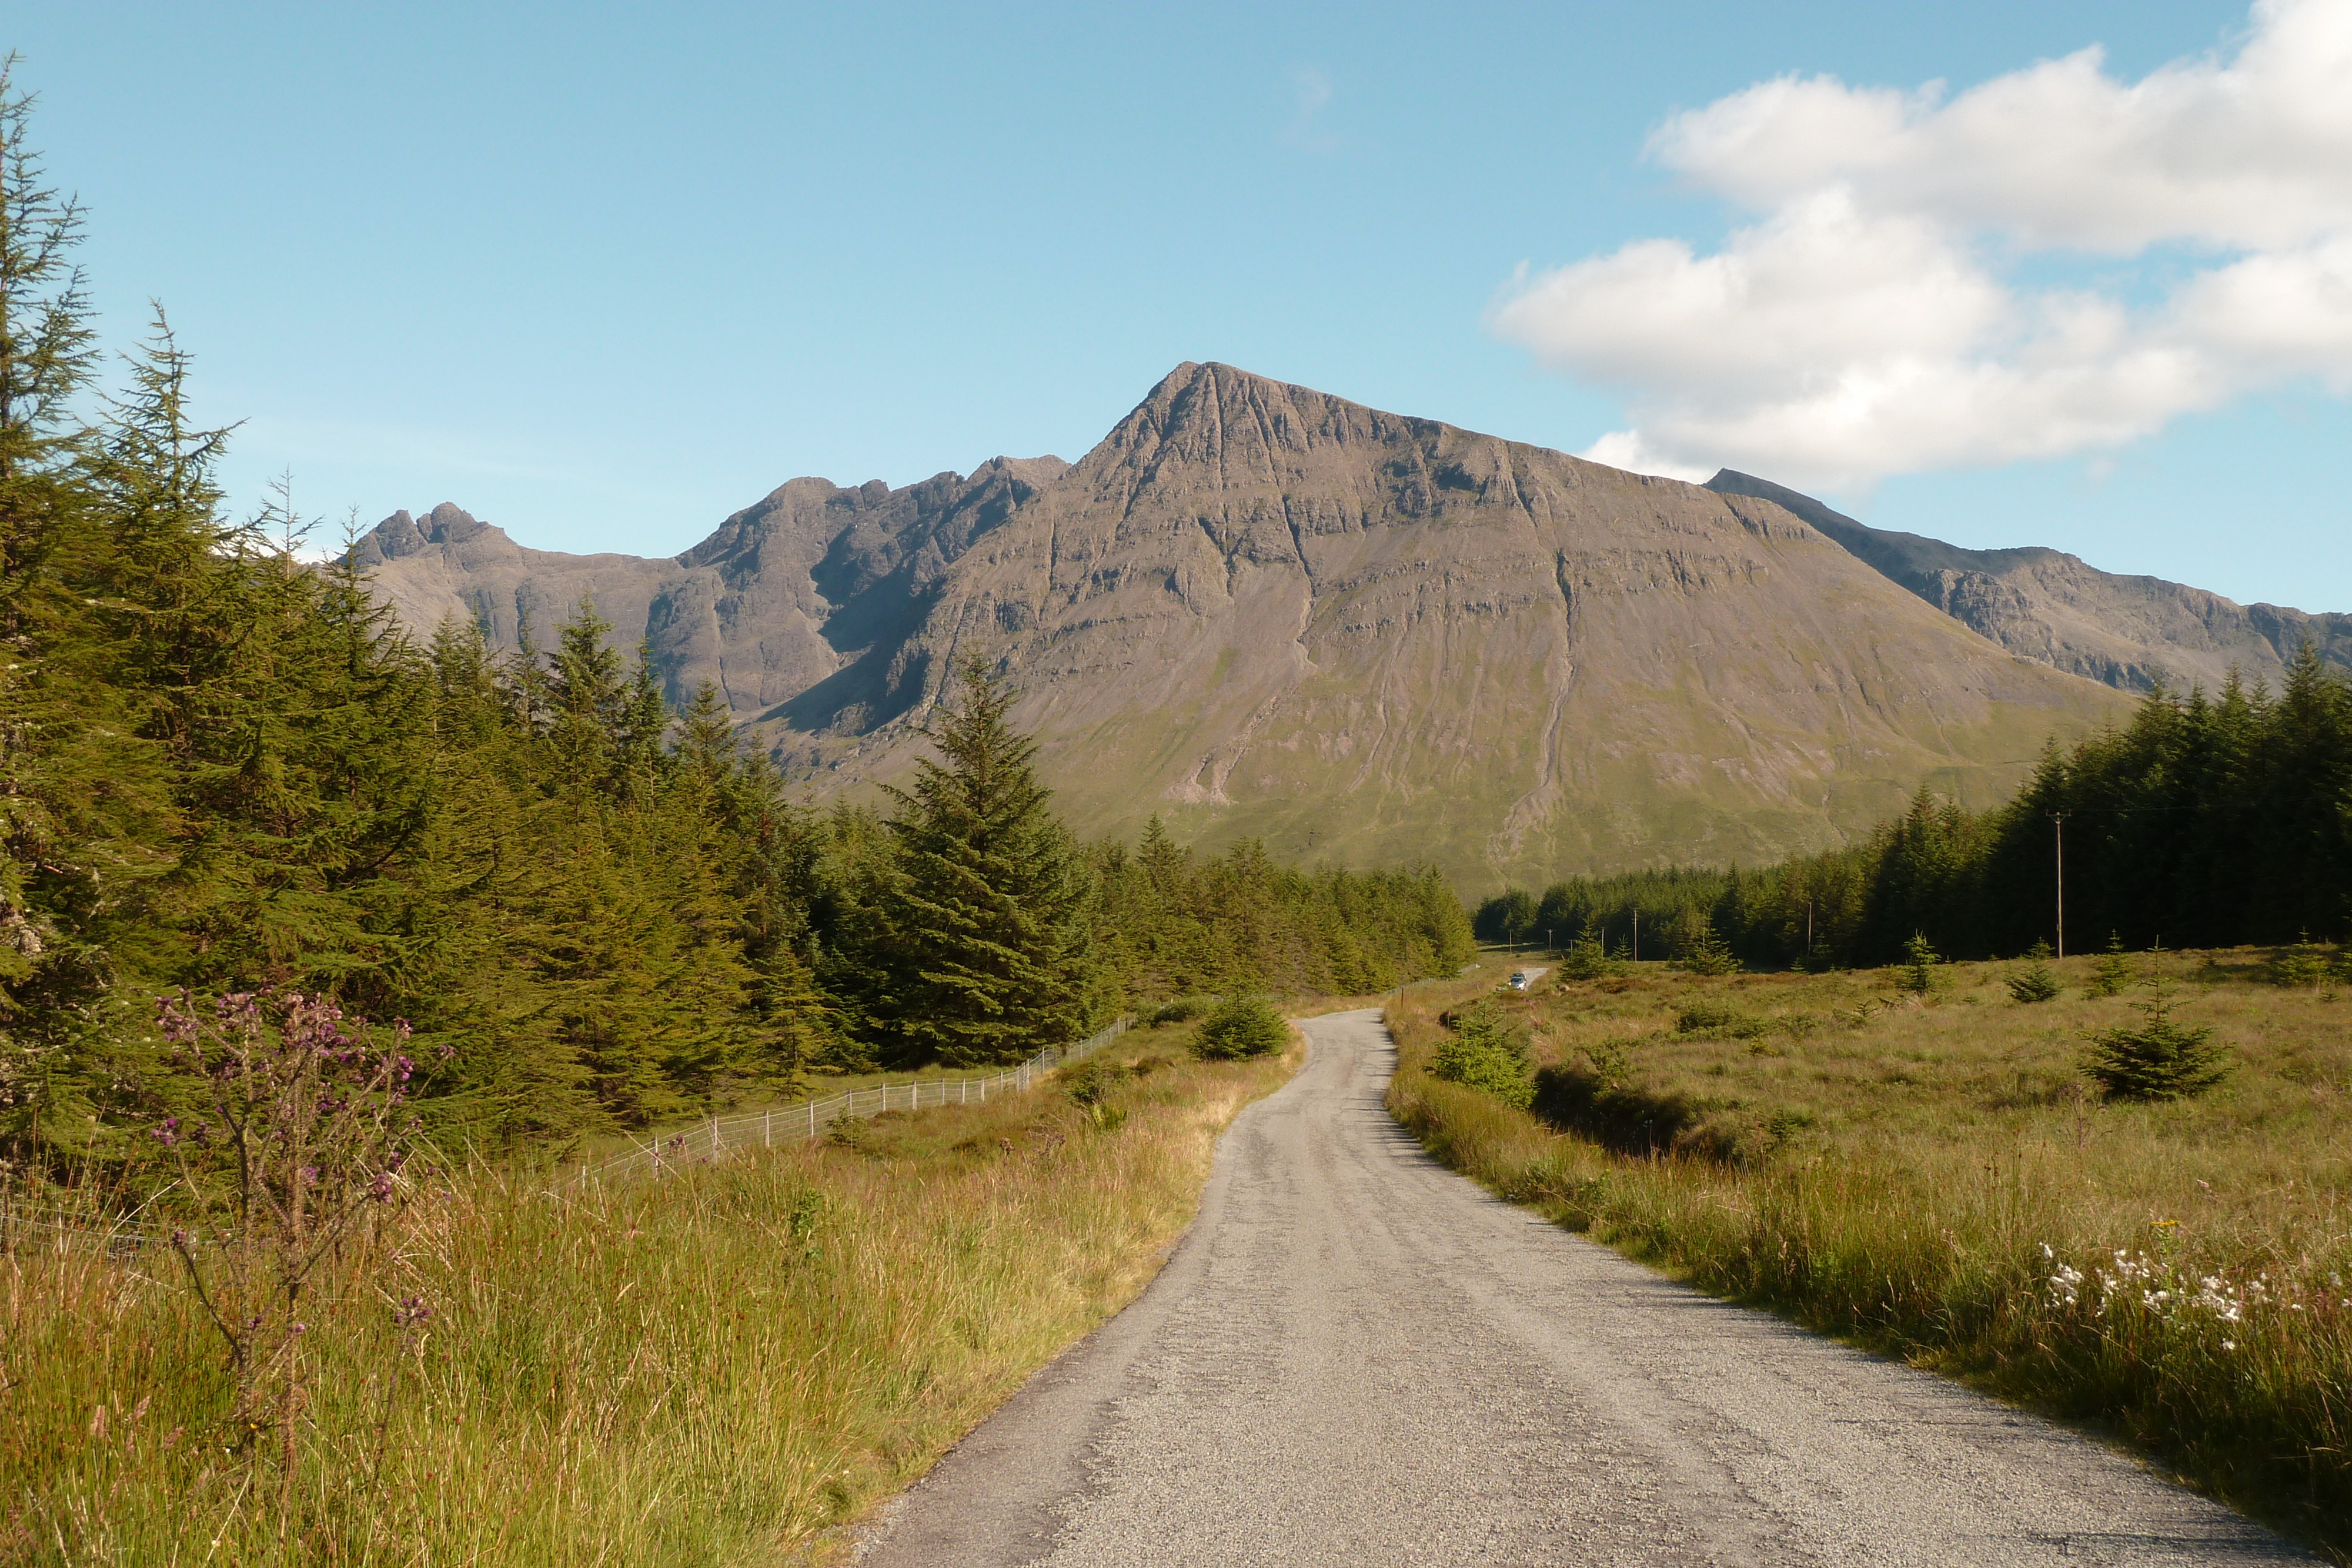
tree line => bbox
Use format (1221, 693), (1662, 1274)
(1478, 650), (2352, 970)
(0, 72), (1471, 1171)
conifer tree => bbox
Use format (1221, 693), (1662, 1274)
(2006, 940), (2062, 1003)
(876, 657), (1091, 1065)
(1899, 932), (1942, 995)
(2089, 932), (2134, 998)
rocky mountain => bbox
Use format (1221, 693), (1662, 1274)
(1705, 470), (2352, 695)
(353, 363), (2139, 888)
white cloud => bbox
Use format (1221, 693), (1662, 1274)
(1284, 66), (1341, 153)
(1492, 0), (2352, 488)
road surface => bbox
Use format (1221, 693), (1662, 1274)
(858, 1008), (2305, 1566)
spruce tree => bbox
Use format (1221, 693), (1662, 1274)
(1899, 931), (1942, 994)
(1558, 923), (1613, 981)
(2089, 932), (2134, 998)
(2082, 952), (2230, 1100)
(2006, 940), (2062, 1003)
(877, 657), (1090, 1065)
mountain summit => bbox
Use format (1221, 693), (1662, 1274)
(355, 363), (2136, 885)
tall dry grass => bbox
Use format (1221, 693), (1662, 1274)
(1387, 950), (2352, 1558)
(3, 1028), (1292, 1566)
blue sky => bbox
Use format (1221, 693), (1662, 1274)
(14, 1), (2347, 611)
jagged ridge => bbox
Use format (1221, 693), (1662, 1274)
(354, 363), (2143, 887)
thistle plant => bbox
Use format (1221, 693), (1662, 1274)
(150, 989), (433, 1527)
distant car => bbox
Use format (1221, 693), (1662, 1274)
(1509, 971), (1531, 990)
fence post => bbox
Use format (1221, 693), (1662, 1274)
(764, 1109), (771, 1148)
(808, 1099), (816, 1139)
(711, 1115), (720, 1157)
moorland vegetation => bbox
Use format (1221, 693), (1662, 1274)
(10, 1016), (1293, 1564)
(1391, 947), (2352, 1552)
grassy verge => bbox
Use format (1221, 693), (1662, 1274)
(1385, 951), (2352, 1559)
(4, 1024), (1295, 1566)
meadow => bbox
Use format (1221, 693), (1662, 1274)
(1389, 945), (2352, 1557)
(2, 1023), (1295, 1566)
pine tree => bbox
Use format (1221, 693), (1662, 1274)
(876, 657), (1091, 1065)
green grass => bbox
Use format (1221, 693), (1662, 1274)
(1386, 950), (2352, 1559)
(3, 1024), (1294, 1566)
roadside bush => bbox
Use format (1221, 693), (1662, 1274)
(1192, 998), (1289, 1060)
(2006, 940), (2062, 1004)
(1150, 995), (1218, 1025)
(1428, 1001), (1533, 1108)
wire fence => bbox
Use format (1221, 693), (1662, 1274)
(574, 1015), (1132, 1185)
(3, 1016), (1134, 1255)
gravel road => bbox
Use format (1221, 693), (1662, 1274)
(858, 1008), (2307, 1566)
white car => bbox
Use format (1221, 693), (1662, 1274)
(1509, 971), (1531, 990)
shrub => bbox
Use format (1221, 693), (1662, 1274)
(1428, 1001), (1533, 1108)
(2006, 940), (2062, 1004)
(1060, 1059), (1129, 1106)
(1192, 998), (1289, 1060)
(1674, 1001), (1770, 1039)
(1150, 995), (1217, 1025)
(2083, 962), (2231, 1099)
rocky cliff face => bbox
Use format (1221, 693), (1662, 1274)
(1705, 470), (2352, 695)
(354, 364), (2136, 887)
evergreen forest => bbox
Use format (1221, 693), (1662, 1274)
(1479, 655), (2352, 970)
(0, 76), (1472, 1174)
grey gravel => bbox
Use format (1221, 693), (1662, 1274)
(857, 1008), (2308, 1567)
